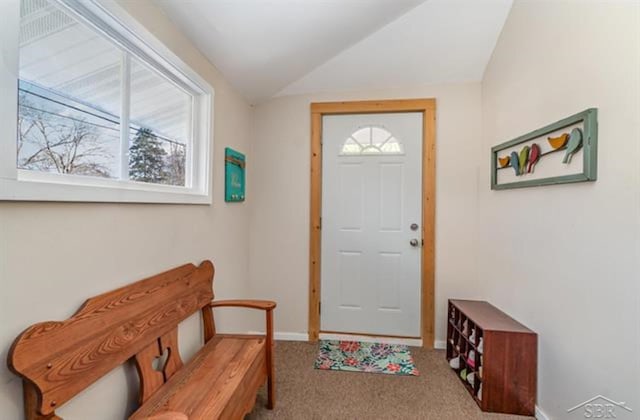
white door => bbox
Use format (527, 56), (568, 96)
(321, 112), (422, 337)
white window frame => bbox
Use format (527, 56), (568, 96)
(0, 0), (214, 204)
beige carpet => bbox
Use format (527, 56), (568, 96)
(247, 341), (533, 420)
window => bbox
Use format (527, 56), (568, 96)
(0, 0), (213, 203)
(340, 126), (404, 155)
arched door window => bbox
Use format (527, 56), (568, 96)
(340, 126), (404, 155)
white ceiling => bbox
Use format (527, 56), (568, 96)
(278, 0), (513, 97)
(156, 0), (512, 103)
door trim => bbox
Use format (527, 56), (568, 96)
(309, 99), (436, 349)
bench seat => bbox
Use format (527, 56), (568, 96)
(130, 335), (267, 420)
(8, 261), (275, 420)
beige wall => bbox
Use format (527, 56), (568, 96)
(0, 1), (254, 418)
(2, 1), (638, 419)
(248, 83), (484, 344)
(479, 1), (640, 418)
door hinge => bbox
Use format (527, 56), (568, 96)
(319, 302), (321, 314)
(319, 217), (322, 229)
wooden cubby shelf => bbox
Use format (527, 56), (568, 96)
(446, 299), (537, 416)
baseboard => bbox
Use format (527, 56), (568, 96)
(319, 332), (422, 347)
(275, 332), (309, 341)
(247, 331), (443, 348)
(246, 331), (310, 341)
(535, 405), (551, 420)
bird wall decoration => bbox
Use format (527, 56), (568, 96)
(518, 146), (530, 175)
(527, 143), (541, 173)
(491, 108), (597, 189)
(500, 127), (584, 176)
(547, 133), (569, 150)
(510, 151), (520, 175)
(498, 156), (511, 168)
(562, 128), (583, 164)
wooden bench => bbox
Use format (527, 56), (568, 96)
(7, 260), (276, 420)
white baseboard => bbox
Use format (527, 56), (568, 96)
(246, 331), (445, 348)
(319, 332), (422, 347)
(275, 332), (309, 341)
(535, 405), (551, 420)
(246, 331), (310, 341)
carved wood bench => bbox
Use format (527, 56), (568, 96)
(7, 260), (276, 419)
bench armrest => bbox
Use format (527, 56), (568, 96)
(209, 300), (276, 311)
(208, 298), (277, 409)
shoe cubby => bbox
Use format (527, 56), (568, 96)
(446, 299), (537, 416)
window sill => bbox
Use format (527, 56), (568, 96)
(0, 171), (211, 204)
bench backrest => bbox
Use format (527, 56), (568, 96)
(8, 260), (215, 418)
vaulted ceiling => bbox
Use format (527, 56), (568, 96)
(156, 0), (513, 104)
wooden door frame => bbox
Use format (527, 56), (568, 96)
(309, 99), (436, 349)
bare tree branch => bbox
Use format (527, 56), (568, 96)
(17, 95), (113, 177)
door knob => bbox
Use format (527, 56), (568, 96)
(409, 239), (420, 247)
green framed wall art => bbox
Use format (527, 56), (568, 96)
(491, 108), (598, 190)
(225, 147), (245, 202)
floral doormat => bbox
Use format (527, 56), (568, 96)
(314, 340), (419, 376)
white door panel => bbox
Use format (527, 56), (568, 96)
(321, 112), (422, 337)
